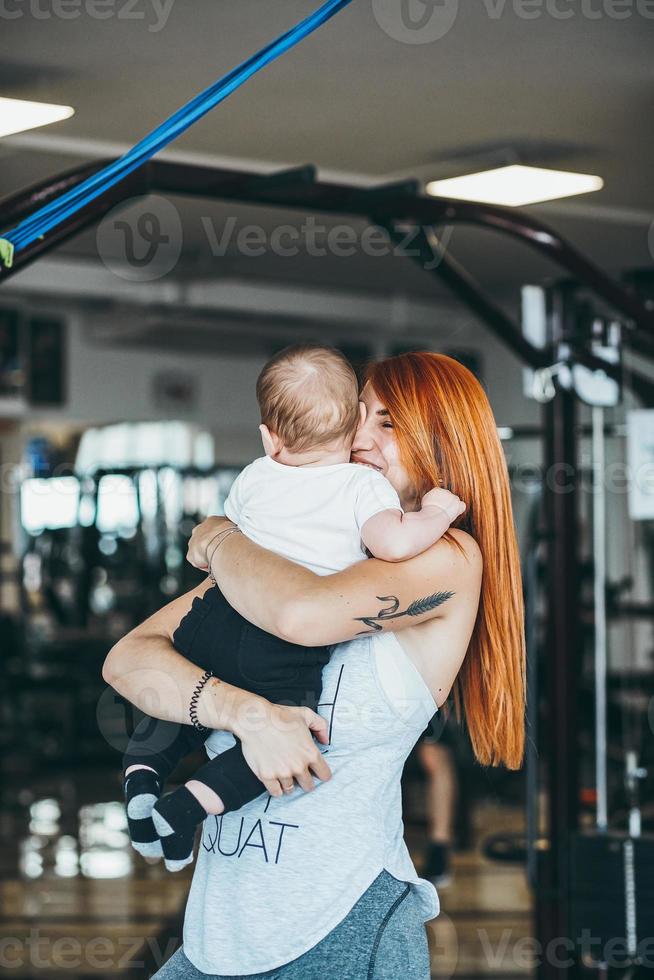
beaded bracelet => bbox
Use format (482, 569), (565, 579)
(189, 669), (214, 734)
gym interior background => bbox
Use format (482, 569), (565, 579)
(1, 3), (653, 978)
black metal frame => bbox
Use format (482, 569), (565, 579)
(1, 158), (654, 399)
(540, 286), (584, 980)
(2, 158), (654, 978)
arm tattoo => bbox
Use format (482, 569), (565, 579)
(353, 592), (455, 635)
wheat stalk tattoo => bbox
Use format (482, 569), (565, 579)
(354, 592), (455, 635)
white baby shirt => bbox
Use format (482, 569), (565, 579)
(223, 455), (402, 576)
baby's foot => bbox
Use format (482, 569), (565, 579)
(152, 787), (207, 872)
(124, 768), (163, 858)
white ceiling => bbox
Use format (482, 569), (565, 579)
(0, 0), (653, 297)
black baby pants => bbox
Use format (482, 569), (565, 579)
(122, 586), (331, 812)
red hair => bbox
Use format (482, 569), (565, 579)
(365, 352), (526, 770)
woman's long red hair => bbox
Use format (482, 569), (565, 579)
(365, 352), (526, 770)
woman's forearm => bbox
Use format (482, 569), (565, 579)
(102, 578), (254, 736)
(207, 530), (321, 640)
(103, 632), (249, 734)
(207, 522), (474, 647)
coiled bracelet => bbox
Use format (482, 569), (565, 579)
(189, 669), (214, 734)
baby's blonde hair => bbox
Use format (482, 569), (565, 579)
(256, 345), (360, 453)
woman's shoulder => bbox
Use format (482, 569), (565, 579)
(414, 527), (482, 589)
(446, 528), (483, 566)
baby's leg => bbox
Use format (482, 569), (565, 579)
(123, 767), (162, 857)
(152, 741), (267, 870)
(123, 718), (205, 857)
(152, 626), (329, 871)
(148, 601), (329, 871)
(152, 693), (323, 872)
(119, 586), (236, 857)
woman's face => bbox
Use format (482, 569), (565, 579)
(351, 383), (417, 511)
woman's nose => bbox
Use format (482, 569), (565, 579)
(352, 419), (375, 452)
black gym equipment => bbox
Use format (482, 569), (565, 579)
(17, 463), (242, 631)
(2, 159), (654, 978)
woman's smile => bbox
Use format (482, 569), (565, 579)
(351, 454), (384, 473)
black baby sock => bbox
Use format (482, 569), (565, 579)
(152, 786), (208, 872)
(123, 768), (163, 858)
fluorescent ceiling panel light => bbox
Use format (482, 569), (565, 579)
(0, 97), (74, 139)
(426, 165), (604, 207)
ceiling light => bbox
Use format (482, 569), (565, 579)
(426, 165), (604, 207)
(0, 97), (74, 139)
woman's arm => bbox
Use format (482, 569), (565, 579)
(188, 518), (481, 647)
(103, 577), (241, 727)
(102, 578), (332, 797)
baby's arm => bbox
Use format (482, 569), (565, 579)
(361, 488), (466, 562)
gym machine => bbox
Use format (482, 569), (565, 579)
(17, 461), (241, 634)
(520, 281), (654, 978)
(4, 455), (241, 769)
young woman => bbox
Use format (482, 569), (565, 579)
(103, 352), (526, 979)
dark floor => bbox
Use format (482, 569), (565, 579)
(0, 762), (534, 980)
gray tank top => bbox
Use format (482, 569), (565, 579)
(183, 630), (440, 975)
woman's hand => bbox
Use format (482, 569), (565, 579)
(187, 516), (236, 570)
(235, 699), (332, 798)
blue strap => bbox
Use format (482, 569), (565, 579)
(0, 0), (355, 268)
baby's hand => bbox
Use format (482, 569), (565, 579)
(421, 487), (466, 522)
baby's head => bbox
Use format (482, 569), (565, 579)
(256, 345), (360, 459)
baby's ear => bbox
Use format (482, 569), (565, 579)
(259, 424), (281, 457)
(259, 424), (274, 455)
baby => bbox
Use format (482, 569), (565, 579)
(121, 345), (465, 871)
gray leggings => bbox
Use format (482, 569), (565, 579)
(151, 870), (431, 979)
